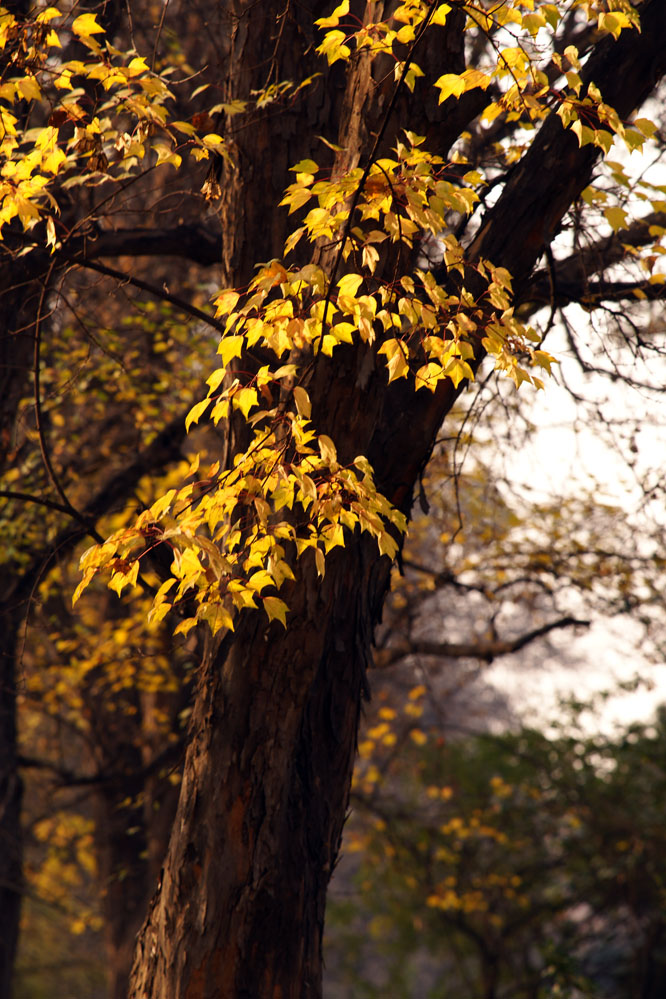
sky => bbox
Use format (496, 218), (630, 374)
(486, 311), (666, 732)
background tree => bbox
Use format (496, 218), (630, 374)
(2, 2), (666, 998)
(327, 687), (666, 999)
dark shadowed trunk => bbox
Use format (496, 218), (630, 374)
(0, 261), (47, 997)
(0, 612), (22, 999)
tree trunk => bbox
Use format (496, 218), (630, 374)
(130, 534), (390, 997)
(0, 612), (22, 999)
(0, 264), (45, 998)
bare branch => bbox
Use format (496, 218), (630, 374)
(378, 616), (590, 667)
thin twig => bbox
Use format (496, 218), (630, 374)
(151, 0), (170, 71)
(319, 1), (439, 338)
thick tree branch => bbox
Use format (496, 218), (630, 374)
(18, 739), (183, 789)
(66, 223), (223, 266)
(468, 2), (666, 287)
(523, 276), (666, 311)
(378, 616), (590, 667)
(79, 259), (226, 335)
(521, 211), (666, 311)
(374, 0), (666, 507)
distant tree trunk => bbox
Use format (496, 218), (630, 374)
(0, 269), (44, 998)
(87, 678), (152, 999)
(0, 613), (22, 999)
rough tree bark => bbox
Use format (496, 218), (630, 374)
(127, 3), (666, 999)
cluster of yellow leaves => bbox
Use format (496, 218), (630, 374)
(280, 132), (554, 388)
(355, 685), (427, 793)
(350, 685), (530, 917)
(28, 812), (102, 936)
(315, 0), (641, 146)
(72, 142), (553, 631)
(0, 6), (231, 241)
(28, 587), (178, 725)
(0, 5), (328, 240)
(75, 423), (406, 636)
(69, 0), (657, 636)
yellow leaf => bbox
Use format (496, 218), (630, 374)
(109, 559), (139, 596)
(45, 216), (56, 251)
(203, 132), (225, 147)
(293, 385), (311, 419)
(315, 1), (350, 29)
(633, 117), (657, 139)
(263, 595), (288, 627)
(71, 13), (104, 37)
(290, 159), (319, 173)
(149, 490), (176, 521)
(214, 290), (240, 317)
(154, 578), (177, 604)
(206, 367), (227, 394)
(72, 569), (95, 606)
(147, 602), (171, 625)
(522, 11), (546, 35)
(318, 434), (337, 465)
(337, 273), (363, 297)
(127, 56), (149, 76)
(53, 69), (73, 90)
(233, 386), (258, 419)
(36, 7), (61, 23)
(248, 570), (275, 593)
(431, 4), (451, 26)
(377, 530), (398, 558)
(217, 334), (244, 365)
(152, 143), (182, 168)
(185, 397), (212, 431)
(598, 11), (632, 39)
(415, 362), (441, 391)
(409, 685), (426, 700)
(197, 603), (234, 635)
(434, 73), (465, 103)
(43, 148), (66, 174)
(462, 68), (491, 92)
(172, 120), (197, 136)
(17, 76), (41, 102)
(604, 205), (628, 232)
(173, 617), (197, 637)
(378, 338), (409, 382)
(322, 523), (345, 552)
